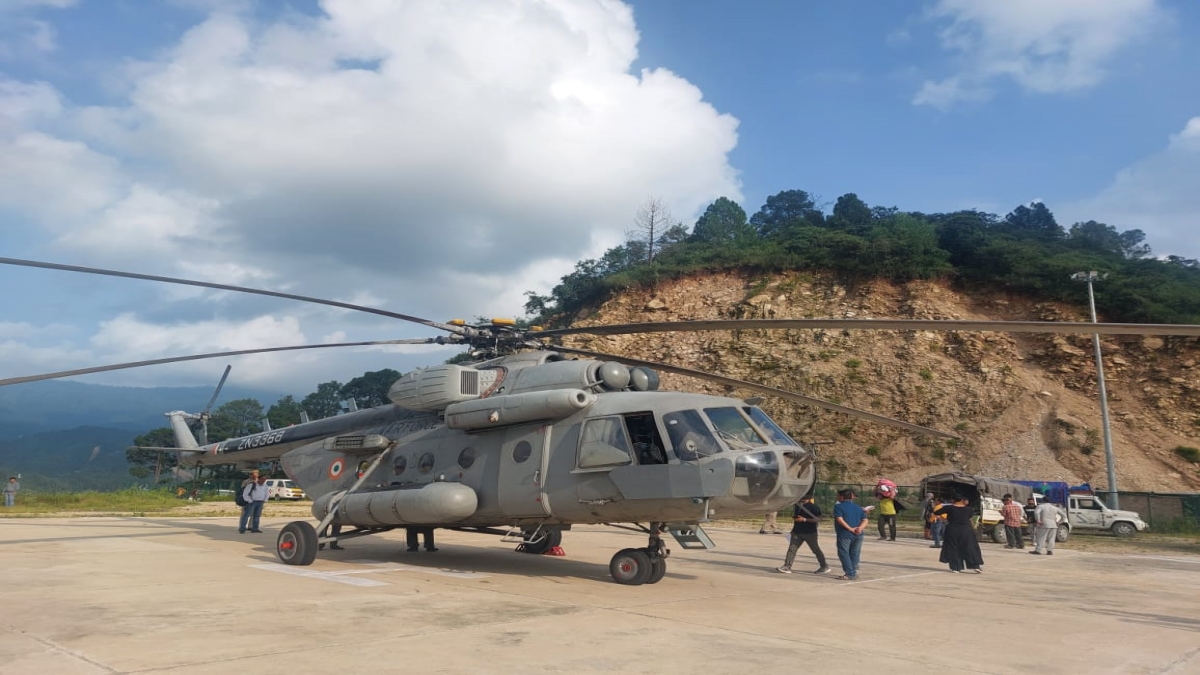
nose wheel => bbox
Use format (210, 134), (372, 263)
(608, 524), (669, 585)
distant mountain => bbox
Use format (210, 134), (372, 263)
(0, 380), (289, 440)
(0, 426), (142, 491)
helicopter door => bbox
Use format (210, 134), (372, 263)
(498, 424), (552, 518)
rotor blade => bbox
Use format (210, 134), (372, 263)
(0, 338), (441, 387)
(537, 318), (1200, 338)
(547, 345), (957, 439)
(203, 364), (232, 415)
(0, 257), (464, 335)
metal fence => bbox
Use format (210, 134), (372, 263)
(1091, 491), (1200, 532)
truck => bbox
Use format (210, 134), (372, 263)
(1012, 480), (1148, 537)
(920, 473), (1042, 544)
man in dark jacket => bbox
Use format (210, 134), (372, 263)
(776, 496), (829, 574)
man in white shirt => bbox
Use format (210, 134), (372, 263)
(239, 475), (269, 534)
(1030, 501), (1060, 555)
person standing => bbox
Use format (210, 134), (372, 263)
(240, 469), (260, 493)
(407, 527), (437, 552)
(832, 489), (867, 580)
(929, 497), (948, 548)
(239, 475), (268, 534)
(776, 496), (829, 574)
(1023, 497), (1038, 542)
(759, 511), (781, 535)
(921, 492), (937, 540)
(877, 493), (898, 541)
(1000, 494), (1025, 549)
(1030, 500), (1060, 555)
(934, 494), (984, 573)
(4, 476), (18, 507)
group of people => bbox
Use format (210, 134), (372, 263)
(775, 487), (1066, 579)
(774, 489), (868, 580)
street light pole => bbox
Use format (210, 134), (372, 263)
(1071, 271), (1118, 508)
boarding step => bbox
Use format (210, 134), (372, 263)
(667, 525), (715, 550)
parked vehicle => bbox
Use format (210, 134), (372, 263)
(264, 478), (306, 501)
(1067, 493), (1147, 536)
(920, 473), (1036, 544)
(1014, 481), (1146, 537)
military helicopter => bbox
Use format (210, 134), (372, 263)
(3, 257), (1199, 585)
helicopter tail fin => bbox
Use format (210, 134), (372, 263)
(165, 411), (202, 450)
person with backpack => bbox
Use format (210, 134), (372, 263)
(239, 474), (269, 533)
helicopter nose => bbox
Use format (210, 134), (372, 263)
(732, 451), (779, 504)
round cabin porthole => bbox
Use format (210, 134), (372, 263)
(392, 455), (407, 476)
(512, 440), (532, 464)
(418, 452), (436, 474)
(458, 447), (476, 470)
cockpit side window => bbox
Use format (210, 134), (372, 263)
(577, 416), (635, 470)
(663, 410), (721, 461)
(704, 407), (766, 450)
(743, 407), (799, 446)
(624, 412), (669, 465)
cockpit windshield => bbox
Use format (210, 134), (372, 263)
(704, 407), (767, 451)
(743, 407), (799, 446)
(662, 409), (722, 460)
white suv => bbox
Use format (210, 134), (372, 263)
(264, 478), (306, 501)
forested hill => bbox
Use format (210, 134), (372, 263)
(523, 192), (1200, 326)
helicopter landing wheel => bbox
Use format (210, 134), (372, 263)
(609, 548), (652, 585)
(518, 528), (562, 554)
(277, 521), (318, 566)
(644, 554), (667, 584)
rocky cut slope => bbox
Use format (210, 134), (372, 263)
(561, 272), (1200, 491)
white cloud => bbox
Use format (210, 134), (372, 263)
(0, 1), (74, 59)
(0, 0), (741, 390)
(1062, 117), (1200, 261)
(913, 0), (1165, 109)
(0, 77), (61, 125)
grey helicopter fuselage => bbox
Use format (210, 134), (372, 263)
(168, 351), (816, 530)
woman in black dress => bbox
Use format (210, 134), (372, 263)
(933, 495), (984, 573)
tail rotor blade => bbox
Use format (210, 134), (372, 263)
(204, 365), (232, 415)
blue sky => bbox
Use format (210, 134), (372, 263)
(1, 0), (1197, 394)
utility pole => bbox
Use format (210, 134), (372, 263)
(1071, 271), (1118, 508)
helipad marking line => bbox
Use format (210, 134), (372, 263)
(347, 559), (492, 578)
(250, 560), (491, 585)
(250, 563), (390, 586)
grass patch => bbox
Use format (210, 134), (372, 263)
(919, 368), (933, 380)
(2, 488), (186, 515)
(1174, 446), (1200, 464)
(844, 358), (861, 369)
(865, 445), (881, 457)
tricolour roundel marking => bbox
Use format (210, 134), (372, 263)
(328, 458), (345, 480)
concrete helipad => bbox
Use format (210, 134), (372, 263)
(1, 517), (1198, 674)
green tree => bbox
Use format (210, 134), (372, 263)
(302, 381), (344, 420)
(340, 369), (402, 409)
(829, 193), (873, 235)
(690, 197), (753, 243)
(127, 427), (176, 481)
(207, 398), (266, 441)
(999, 202), (1063, 241)
(266, 395), (304, 429)
(750, 189), (823, 237)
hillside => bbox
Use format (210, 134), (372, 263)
(0, 380), (288, 440)
(562, 271), (1200, 491)
(0, 427), (140, 491)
